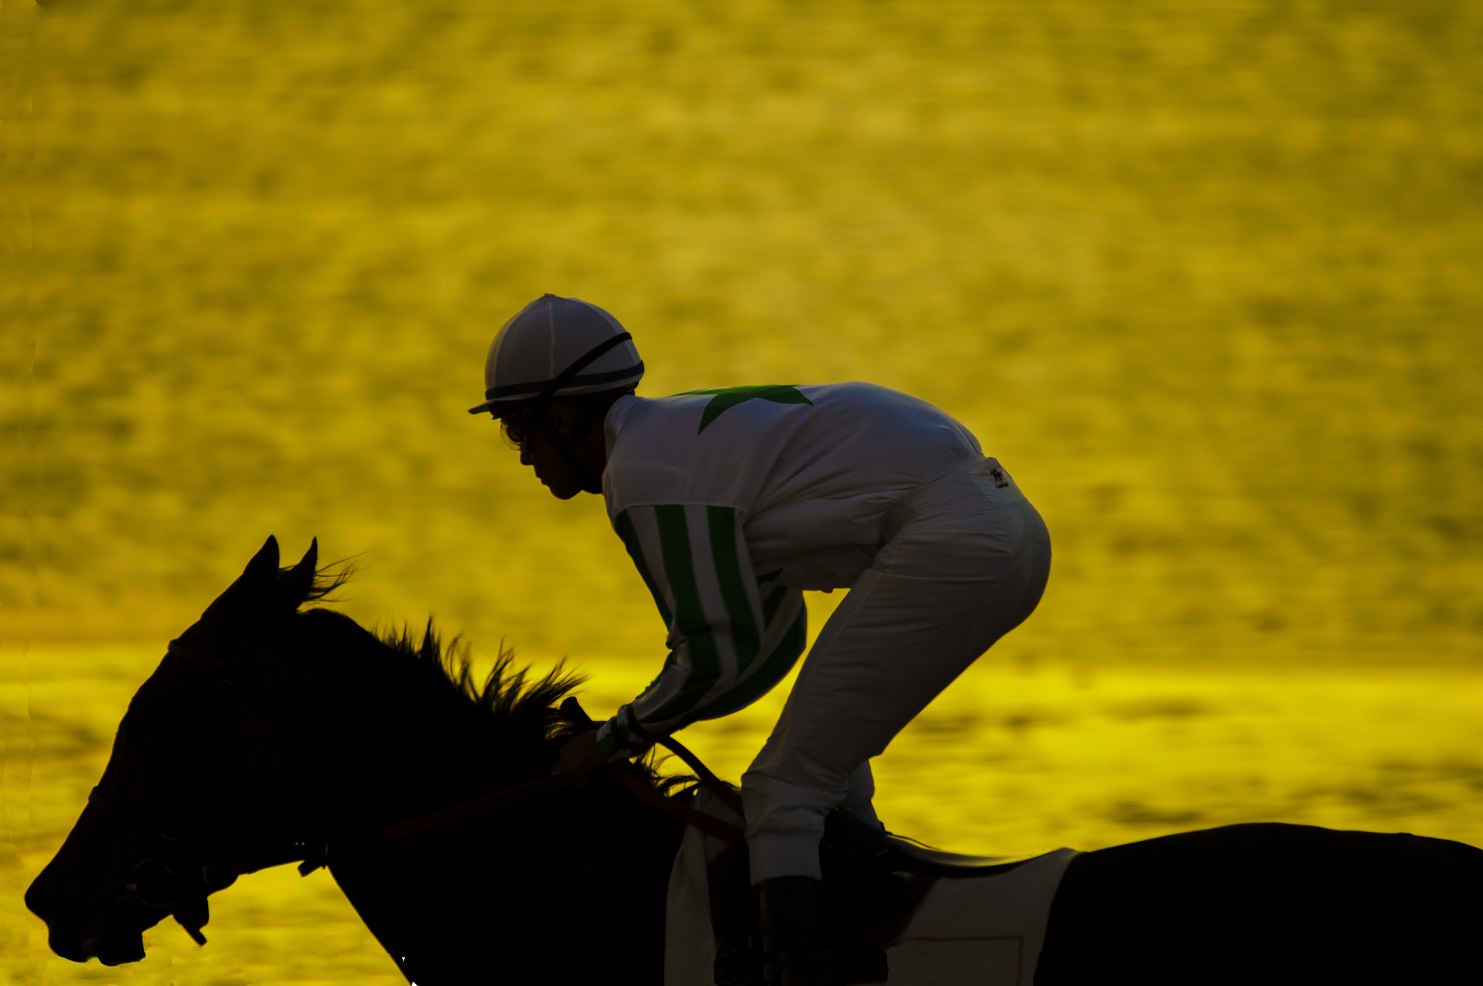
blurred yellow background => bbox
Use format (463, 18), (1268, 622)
(2, 0), (1480, 982)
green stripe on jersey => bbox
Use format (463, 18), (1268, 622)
(644, 505), (721, 723)
(699, 606), (808, 720)
(682, 385), (815, 434)
(615, 510), (673, 627)
(707, 506), (761, 675)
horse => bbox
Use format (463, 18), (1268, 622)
(25, 537), (1483, 984)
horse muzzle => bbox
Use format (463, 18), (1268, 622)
(26, 870), (149, 965)
(26, 810), (161, 966)
(80, 895), (150, 966)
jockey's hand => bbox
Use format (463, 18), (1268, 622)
(553, 729), (608, 787)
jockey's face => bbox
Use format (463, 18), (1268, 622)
(523, 424), (585, 500)
(501, 403), (586, 500)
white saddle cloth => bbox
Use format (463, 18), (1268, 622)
(664, 791), (1078, 985)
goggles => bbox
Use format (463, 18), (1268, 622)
(499, 406), (541, 452)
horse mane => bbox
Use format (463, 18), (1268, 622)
(300, 559), (356, 603)
(377, 620), (584, 739)
(289, 562), (689, 791)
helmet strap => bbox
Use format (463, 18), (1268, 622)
(528, 331), (634, 494)
(535, 404), (605, 494)
(535, 332), (634, 403)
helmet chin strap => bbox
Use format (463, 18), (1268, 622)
(529, 332), (633, 495)
(538, 412), (603, 494)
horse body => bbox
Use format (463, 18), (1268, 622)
(25, 538), (1483, 983)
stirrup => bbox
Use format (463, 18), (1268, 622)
(754, 876), (833, 986)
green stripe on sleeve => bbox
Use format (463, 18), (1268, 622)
(697, 606), (808, 720)
(615, 509), (673, 627)
(639, 504), (722, 723)
(707, 506), (761, 674)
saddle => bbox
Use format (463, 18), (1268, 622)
(552, 699), (1036, 985)
(705, 805), (1036, 986)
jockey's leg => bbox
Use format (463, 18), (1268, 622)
(742, 457), (1051, 886)
(839, 761), (879, 828)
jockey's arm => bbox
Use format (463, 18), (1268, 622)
(595, 504), (808, 762)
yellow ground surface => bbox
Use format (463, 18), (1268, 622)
(2, 0), (1480, 981)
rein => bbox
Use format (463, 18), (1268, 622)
(155, 640), (744, 887)
(294, 724), (746, 876)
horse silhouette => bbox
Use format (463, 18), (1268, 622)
(26, 537), (1483, 984)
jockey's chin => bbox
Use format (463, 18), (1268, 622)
(531, 460), (578, 499)
(538, 469), (598, 500)
(532, 451), (602, 500)
(529, 448), (579, 500)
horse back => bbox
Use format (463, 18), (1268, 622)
(1035, 822), (1483, 985)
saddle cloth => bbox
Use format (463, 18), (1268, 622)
(665, 790), (1078, 985)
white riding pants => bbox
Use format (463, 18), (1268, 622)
(740, 456), (1051, 884)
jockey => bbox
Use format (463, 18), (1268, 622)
(470, 294), (1051, 985)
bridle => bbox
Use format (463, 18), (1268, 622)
(83, 639), (307, 945)
(93, 637), (745, 947)
(83, 785), (224, 947)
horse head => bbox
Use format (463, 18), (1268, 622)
(26, 535), (677, 981)
(25, 535), (325, 966)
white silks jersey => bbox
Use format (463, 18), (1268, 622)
(593, 382), (985, 761)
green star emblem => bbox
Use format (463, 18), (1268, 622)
(682, 385), (815, 434)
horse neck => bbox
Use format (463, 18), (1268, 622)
(261, 614), (684, 982)
(268, 612), (533, 830)
(331, 777), (684, 984)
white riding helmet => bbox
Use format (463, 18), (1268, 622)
(467, 294), (644, 416)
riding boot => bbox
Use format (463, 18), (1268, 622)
(754, 875), (832, 986)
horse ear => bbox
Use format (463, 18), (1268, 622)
(297, 537), (318, 574)
(245, 535), (281, 581)
(181, 535), (280, 641)
(278, 538), (319, 609)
